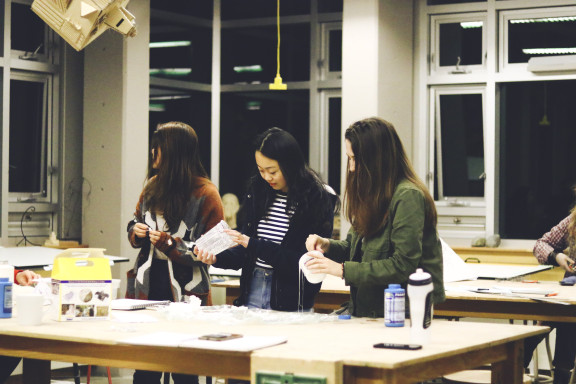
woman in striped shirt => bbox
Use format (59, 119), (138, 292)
(197, 127), (338, 312)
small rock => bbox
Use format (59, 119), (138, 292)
(486, 234), (501, 248)
(471, 237), (486, 247)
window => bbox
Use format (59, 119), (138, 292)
(320, 23), (342, 80)
(149, 89), (212, 175)
(11, 0), (48, 61)
(318, 0), (343, 13)
(216, 0), (342, 203)
(149, 0), (343, 235)
(3, 0), (59, 244)
(420, 1), (576, 240)
(221, 24), (311, 84)
(501, 7), (576, 71)
(325, 94), (342, 195)
(9, 73), (50, 199)
(149, 24), (212, 84)
(499, 80), (576, 239)
(430, 14), (486, 75)
(432, 87), (485, 202)
(221, 0), (310, 20)
(149, 1), (213, 175)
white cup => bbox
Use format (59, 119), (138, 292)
(17, 294), (44, 326)
(299, 251), (327, 284)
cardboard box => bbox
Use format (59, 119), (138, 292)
(51, 248), (112, 321)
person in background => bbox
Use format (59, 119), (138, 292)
(127, 121), (223, 384)
(197, 127), (338, 312)
(524, 209), (576, 384)
(304, 117), (445, 318)
(0, 269), (41, 383)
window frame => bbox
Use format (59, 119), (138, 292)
(418, 0), (576, 242)
(10, 0), (51, 63)
(8, 70), (53, 204)
(319, 22), (342, 80)
(430, 85), (487, 207)
(499, 6), (576, 73)
(430, 13), (487, 76)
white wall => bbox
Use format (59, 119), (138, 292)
(59, 45), (84, 240)
(82, 2), (150, 288)
(341, 0), (415, 236)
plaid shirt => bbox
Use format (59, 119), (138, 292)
(533, 215), (572, 265)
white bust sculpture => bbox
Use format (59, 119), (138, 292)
(222, 193), (240, 229)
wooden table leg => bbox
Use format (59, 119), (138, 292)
(491, 340), (524, 384)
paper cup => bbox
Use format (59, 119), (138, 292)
(17, 294), (44, 326)
(299, 251), (327, 284)
(111, 279), (121, 300)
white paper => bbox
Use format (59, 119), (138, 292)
(195, 220), (236, 255)
(441, 238), (478, 282)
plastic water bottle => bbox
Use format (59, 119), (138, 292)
(384, 284), (405, 327)
(0, 260), (14, 283)
(407, 268), (433, 345)
(0, 277), (12, 318)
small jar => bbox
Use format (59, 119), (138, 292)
(384, 283), (405, 327)
(0, 277), (13, 318)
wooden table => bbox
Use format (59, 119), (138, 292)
(0, 308), (548, 384)
(213, 275), (576, 321)
(439, 279), (576, 322)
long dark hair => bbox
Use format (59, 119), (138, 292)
(144, 121), (208, 231)
(249, 127), (337, 225)
(345, 117), (436, 238)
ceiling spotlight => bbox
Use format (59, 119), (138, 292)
(31, 0), (137, 51)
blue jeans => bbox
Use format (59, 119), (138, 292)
(246, 267), (273, 309)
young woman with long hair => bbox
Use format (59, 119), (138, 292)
(127, 121), (223, 384)
(304, 117), (445, 318)
(197, 127), (338, 312)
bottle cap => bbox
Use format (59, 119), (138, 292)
(409, 268), (432, 285)
(338, 314), (351, 320)
(388, 283), (401, 289)
(0, 278), (8, 282)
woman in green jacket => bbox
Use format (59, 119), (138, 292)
(305, 117), (445, 318)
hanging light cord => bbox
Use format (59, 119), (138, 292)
(275, 0), (281, 77)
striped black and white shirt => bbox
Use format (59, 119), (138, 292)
(255, 191), (295, 269)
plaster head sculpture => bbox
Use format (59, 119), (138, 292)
(222, 193), (240, 229)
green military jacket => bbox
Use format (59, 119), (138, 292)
(328, 179), (445, 318)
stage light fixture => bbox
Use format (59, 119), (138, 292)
(31, 0), (137, 51)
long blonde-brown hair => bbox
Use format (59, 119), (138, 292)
(144, 121), (208, 231)
(344, 117), (437, 238)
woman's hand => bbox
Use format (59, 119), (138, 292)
(194, 246), (217, 265)
(16, 270), (41, 286)
(304, 251), (343, 278)
(149, 230), (175, 253)
(556, 252), (575, 272)
(133, 223), (150, 239)
(305, 234), (330, 253)
(225, 229), (250, 248)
